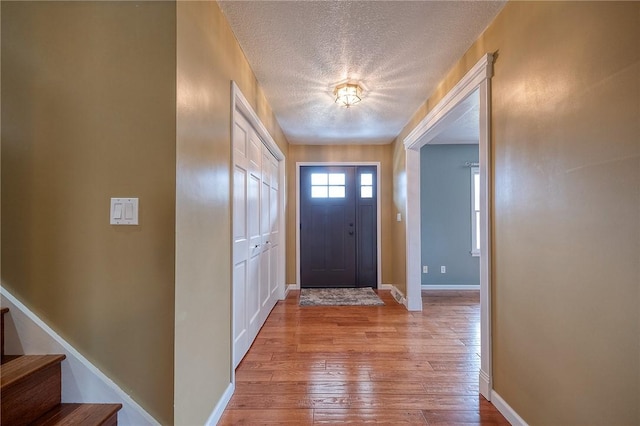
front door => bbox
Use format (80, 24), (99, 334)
(300, 165), (377, 288)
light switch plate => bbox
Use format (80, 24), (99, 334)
(110, 198), (138, 225)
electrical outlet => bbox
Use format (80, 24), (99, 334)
(441, 266), (446, 273)
(423, 265), (428, 274)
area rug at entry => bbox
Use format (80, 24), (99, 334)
(299, 287), (384, 306)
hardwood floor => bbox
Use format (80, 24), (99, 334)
(220, 290), (509, 425)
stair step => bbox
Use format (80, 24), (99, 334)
(1, 354), (21, 364)
(33, 403), (123, 426)
(1, 354), (66, 388)
(1, 354), (66, 426)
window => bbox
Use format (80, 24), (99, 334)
(471, 167), (480, 256)
(360, 173), (373, 198)
(311, 173), (345, 198)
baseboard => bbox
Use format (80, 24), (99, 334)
(479, 369), (491, 400)
(378, 283), (394, 290)
(287, 283), (300, 291)
(205, 382), (234, 426)
(421, 284), (480, 290)
(491, 390), (529, 426)
(0, 286), (159, 426)
(282, 284), (291, 299)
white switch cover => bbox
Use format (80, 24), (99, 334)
(441, 266), (446, 273)
(396, 213), (402, 222)
(110, 198), (138, 225)
(423, 266), (428, 274)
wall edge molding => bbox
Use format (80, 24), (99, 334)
(491, 390), (529, 426)
(0, 286), (160, 426)
(205, 382), (234, 426)
(401, 51), (494, 398)
(404, 53), (493, 149)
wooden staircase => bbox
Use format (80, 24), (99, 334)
(0, 307), (122, 425)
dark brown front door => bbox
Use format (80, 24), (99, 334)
(300, 165), (377, 288)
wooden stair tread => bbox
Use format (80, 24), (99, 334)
(1, 354), (21, 364)
(0, 354), (66, 388)
(33, 403), (123, 426)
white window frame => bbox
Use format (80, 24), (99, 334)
(470, 166), (480, 257)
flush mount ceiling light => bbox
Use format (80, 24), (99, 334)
(334, 82), (363, 108)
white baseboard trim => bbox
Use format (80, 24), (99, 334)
(421, 284), (480, 290)
(378, 283), (394, 290)
(479, 369), (491, 400)
(0, 286), (159, 425)
(287, 283), (300, 291)
(491, 390), (528, 426)
(205, 382), (234, 426)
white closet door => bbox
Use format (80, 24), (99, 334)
(233, 107), (282, 368)
(260, 146), (271, 310)
(232, 114), (250, 367)
(269, 154), (280, 297)
(246, 129), (263, 342)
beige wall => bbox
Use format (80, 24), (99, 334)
(393, 1), (639, 424)
(175, 1), (288, 424)
(286, 144), (393, 286)
(1, 2), (176, 424)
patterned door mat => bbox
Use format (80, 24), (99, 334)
(299, 287), (385, 306)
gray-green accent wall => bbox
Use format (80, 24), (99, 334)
(420, 144), (479, 286)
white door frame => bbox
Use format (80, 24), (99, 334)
(296, 162), (382, 289)
(230, 82), (286, 378)
(402, 53), (494, 400)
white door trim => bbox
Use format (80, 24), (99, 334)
(402, 53), (494, 400)
(296, 162), (382, 289)
(230, 82), (286, 380)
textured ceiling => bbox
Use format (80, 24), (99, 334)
(219, 1), (504, 145)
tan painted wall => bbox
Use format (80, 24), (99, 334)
(392, 1), (639, 424)
(286, 144), (393, 286)
(1, 2), (177, 424)
(175, 1), (288, 424)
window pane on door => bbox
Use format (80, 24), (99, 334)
(311, 173), (328, 185)
(311, 186), (328, 198)
(328, 173), (345, 185)
(329, 186), (345, 198)
(311, 172), (346, 198)
(360, 173), (373, 198)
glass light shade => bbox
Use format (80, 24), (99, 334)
(334, 83), (362, 107)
